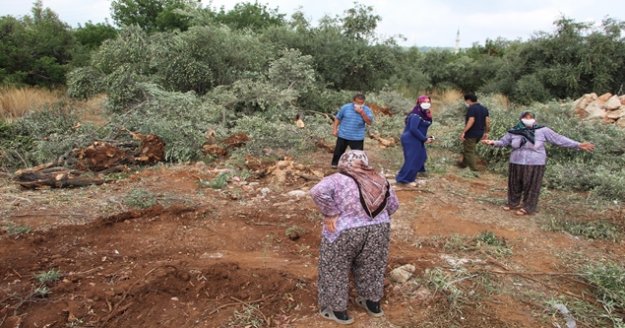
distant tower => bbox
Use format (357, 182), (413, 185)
(454, 29), (460, 54)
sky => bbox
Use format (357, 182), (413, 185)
(1, 0), (624, 48)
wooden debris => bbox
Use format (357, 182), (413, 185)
(14, 166), (104, 189)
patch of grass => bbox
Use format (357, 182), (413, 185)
(105, 171), (131, 181)
(441, 232), (512, 257)
(123, 188), (157, 209)
(444, 234), (471, 252)
(226, 303), (265, 328)
(421, 267), (467, 312)
(6, 224), (32, 236)
(35, 269), (61, 285)
(581, 261), (625, 326)
(0, 87), (63, 121)
(199, 172), (231, 189)
(475, 231), (512, 257)
(544, 217), (620, 241)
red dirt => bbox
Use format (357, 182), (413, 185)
(1, 146), (624, 327)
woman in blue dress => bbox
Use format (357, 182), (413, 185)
(396, 95), (433, 185)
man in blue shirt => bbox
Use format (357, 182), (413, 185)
(331, 94), (374, 168)
(459, 93), (490, 171)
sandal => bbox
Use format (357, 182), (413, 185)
(502, 205), (520, 211)
(355, 296), (384, 317)
(319, 308), (354, 325)
(515, 208), (528, 216)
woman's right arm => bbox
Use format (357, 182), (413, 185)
(492, 133), (512, 147)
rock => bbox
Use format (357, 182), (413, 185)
(598, 92), (613, 103)
(200, 252), (224, 259)
(583, 102), (607, 120)
(572, 93), (597, 112)
(620, 95), (625, 105)
(616, 117), (625, 128)
(604, 95), (621, 110)
(260, 187), (271, 197)
(606, 106), (625, 120)
(414, 286), (432, 301)
(286, 190), (307, 198)
(390, 264), (415, 284)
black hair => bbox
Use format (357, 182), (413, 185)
(353, 93), (366, 101)
(463, 93), (478, 102)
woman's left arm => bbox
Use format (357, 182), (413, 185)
(543, 128), (581, 148)
(386, 186), (400, 216)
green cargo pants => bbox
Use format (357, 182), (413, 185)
(461, 137), (479, 171)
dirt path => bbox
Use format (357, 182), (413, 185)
(1, 146), (623, 327)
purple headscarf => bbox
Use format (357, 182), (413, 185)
(407, 95), (432, 123)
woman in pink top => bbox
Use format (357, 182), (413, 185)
(309, 150), (399, 324)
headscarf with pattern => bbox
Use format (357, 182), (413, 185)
(338, 150), (390, 219)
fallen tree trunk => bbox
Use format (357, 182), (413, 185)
(13, 131), (165, 189)
(15, 167), (104, 189)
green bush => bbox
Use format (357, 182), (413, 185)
(67, 66), (106, 99)
(112, 84), (222, 162)
(0, 105), (104, 169)
(232, 116), (311, 157)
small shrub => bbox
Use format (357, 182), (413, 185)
(227, 304), (265, 328)
(422, 267), (465, 311)
(35, 269), (61, 284)
(200, 173), (230, 189)
(581, 262), (625, 324)
(475, 231), (512, 257)
(34, 286), (50, 298)
(124, 189), (157, 209)
(475, 231), (507, 247)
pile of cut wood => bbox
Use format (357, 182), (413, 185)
(14, 132), (165, 189)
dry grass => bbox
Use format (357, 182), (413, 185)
(0, 87), (107, 125)
(489, 93), (510, 109)
(77, 94), (108, 126)
(0, 87), (64, 121)
(432, 89), (463, 107)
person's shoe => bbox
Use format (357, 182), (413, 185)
(355, 296), (384, 317)
(319, 308), (354, 325)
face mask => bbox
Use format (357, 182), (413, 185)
(521, 118), (535, 127)
(464, 102), (470, 108)
(420, 103), (432, 110)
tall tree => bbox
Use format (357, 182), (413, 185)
(213, 2), (285, 30)
(0, 1), (75, 86)
(110, 0), (200, 32)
